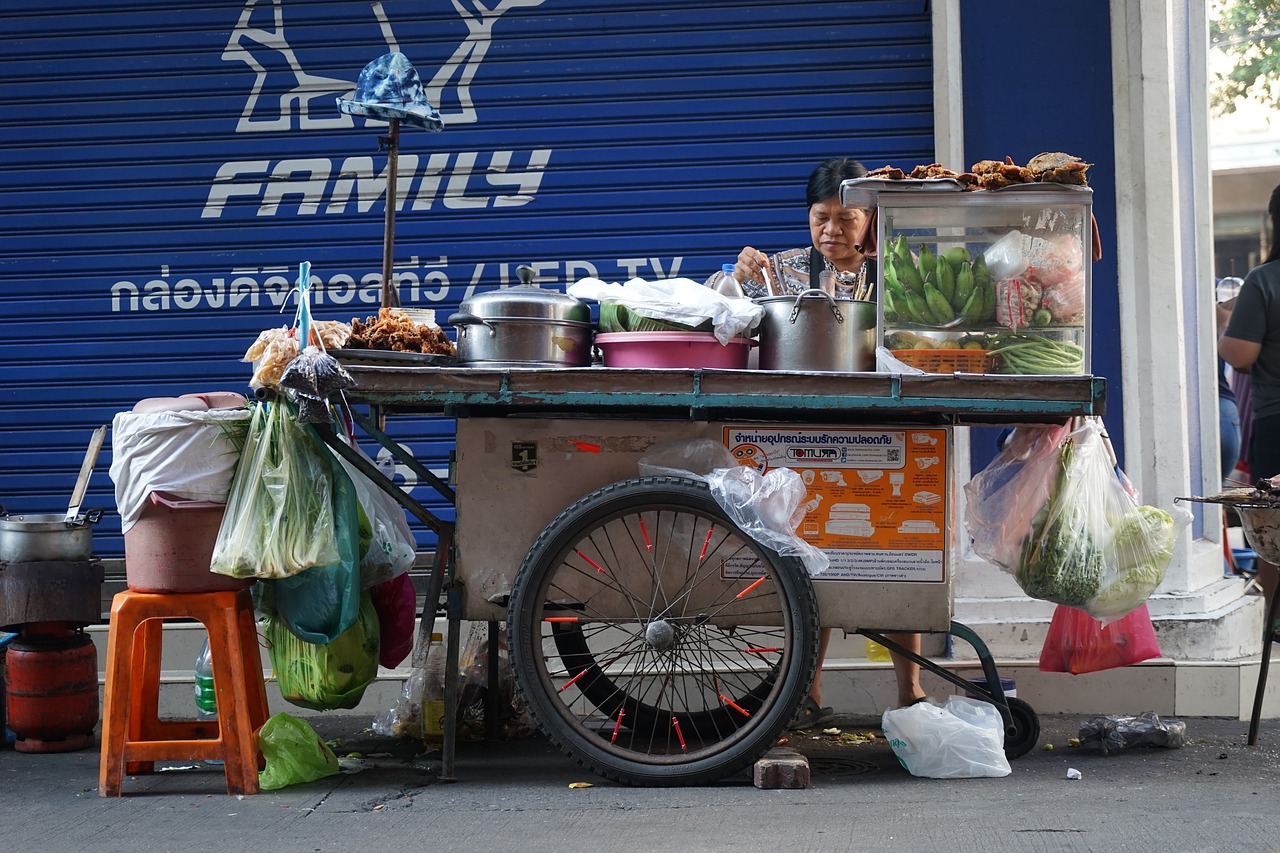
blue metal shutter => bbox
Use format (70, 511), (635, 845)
(0, 0), (933, 557)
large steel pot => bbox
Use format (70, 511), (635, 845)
(0, 506), (103, 564)
(448, 269), (593, 368)
(755, 289), (876, 372)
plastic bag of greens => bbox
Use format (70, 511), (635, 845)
(211, 399), (340, 579)
(966, 418), (1187, 621)
(265, 592), (380, 711)
(268, 429), (363, 644)
(257, 713), (340, 790)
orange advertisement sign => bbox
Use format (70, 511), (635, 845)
(722, 425), (949, 582)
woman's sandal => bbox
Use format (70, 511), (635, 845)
(790, 696), (836, 730)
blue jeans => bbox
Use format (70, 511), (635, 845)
(1220, 396), (1241, 478)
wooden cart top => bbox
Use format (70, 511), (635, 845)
(342, 365), (1105, 425)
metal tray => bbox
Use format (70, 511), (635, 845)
(331, 349), (457, 367)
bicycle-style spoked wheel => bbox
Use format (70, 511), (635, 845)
(507, 476), (819, 786)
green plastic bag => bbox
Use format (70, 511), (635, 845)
(265, 591), (380, 711)
(257, 713), (340, 790)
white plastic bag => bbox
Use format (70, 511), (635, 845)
(330, 444), (417, 589)
(637, 439), (828, 576)
(568, 277), (763, 344)
(109, 408), (251, 533)
(881, 696), (1011, 779)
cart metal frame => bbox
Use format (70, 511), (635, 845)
(318, 365), (1105, 781)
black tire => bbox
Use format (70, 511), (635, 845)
(1003, 697), (1040, 759)
(507, 476), (819, 786)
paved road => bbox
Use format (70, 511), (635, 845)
(3, 713), (1279, 853)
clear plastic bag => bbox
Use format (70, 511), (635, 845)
(210, 400), (340, 579)
(1077, 710), (1186, 756)
(965, 418), (1187, 621)
(881, 696), (1012, 779)
(637, 439), (828, 575)
(330, 439), (417, 589)
(568, 277), (763, 344)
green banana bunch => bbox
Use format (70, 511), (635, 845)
(936, 258), (956, 304)
(923, 281), (956, 325)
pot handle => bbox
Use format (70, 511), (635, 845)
(788, 288), (845, 325)
(446, 312), (497, 336)
(79, 507), (106, 525)
(0, 503), (6, 519)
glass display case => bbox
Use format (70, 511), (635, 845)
(841, 180), (1092, 375)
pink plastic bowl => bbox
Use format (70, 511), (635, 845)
(594, 332), (752, 369)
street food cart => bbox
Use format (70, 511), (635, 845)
(314, 173), (1104, 786)
(319, 366), (1103, 786)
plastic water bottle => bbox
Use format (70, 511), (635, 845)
(421, 632), (447, 744)
(194, 638), (217, 720)
(194, 638), (224, 764)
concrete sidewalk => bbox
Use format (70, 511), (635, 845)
(3, 711), (1279, 853)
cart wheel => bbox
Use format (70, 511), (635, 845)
(1003, 697), (1041, 759)
(507, 476), (819, 786)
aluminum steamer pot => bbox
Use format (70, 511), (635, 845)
(755, 289), (876, 372)
(0, 505), (103, 563)
(448, 284), (593, 368)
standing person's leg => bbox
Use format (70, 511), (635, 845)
(809, 627), (831, 706)
(1247, 413), (1280, 633)
(885, 632), (927, 707)
(791, 628), (834, 729)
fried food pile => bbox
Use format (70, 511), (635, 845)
(243, 321), (352, 388)
(348, 308), (456, 356)
(863, 152), (1091, 190)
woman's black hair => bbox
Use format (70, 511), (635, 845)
(805, 157), (867, 207)
(1266, 183), (1280, 264)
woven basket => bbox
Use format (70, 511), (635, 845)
(891, 348), (996, 374)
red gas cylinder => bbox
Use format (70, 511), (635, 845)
(5, 632), (99, 753)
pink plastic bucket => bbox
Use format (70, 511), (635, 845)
(594, 332), (752, 369)
(124, 492), (251, 593)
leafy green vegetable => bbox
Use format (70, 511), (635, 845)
(1013, 435), (1106, 608)
(1089, 506), (1176, 619)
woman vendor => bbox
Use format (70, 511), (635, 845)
(707, 157), (928, 728)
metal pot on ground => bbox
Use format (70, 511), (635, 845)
(755, 289), (876, 372)
(448, 265), (593, 367)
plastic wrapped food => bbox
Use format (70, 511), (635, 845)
(1077, 711), (1186, 756)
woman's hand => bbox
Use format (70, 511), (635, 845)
(735, 247), (770, 283)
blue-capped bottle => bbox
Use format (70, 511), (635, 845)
(714, 263), (745, 298)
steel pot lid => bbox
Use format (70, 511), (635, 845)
(456, 285), (591, 324)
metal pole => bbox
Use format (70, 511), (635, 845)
(380, 117), (401, 309)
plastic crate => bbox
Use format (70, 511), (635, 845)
(891, 348), (996, 374)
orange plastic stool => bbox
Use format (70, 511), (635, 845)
(98, 588), (269, 796)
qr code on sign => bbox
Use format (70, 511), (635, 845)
(886, 449), (901, 462)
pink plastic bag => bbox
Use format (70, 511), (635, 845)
(1039, 603), (1160, 675)
(369, 573), (417, 669)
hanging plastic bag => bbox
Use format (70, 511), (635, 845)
(329, 440), (417, 589)
(211, 400), (340, 579)
(257, 712), (340, 790)
(881, 696), (1011, 779)
(963, 422), (1072, 574)
(264, 591), (380, 711)
(369, 573), (417, 669)
(965, 418), (1186, 621)
(637, 439), (829, 576)
(267, 428), (363, 644)
(1039, 603), (1161, 674)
